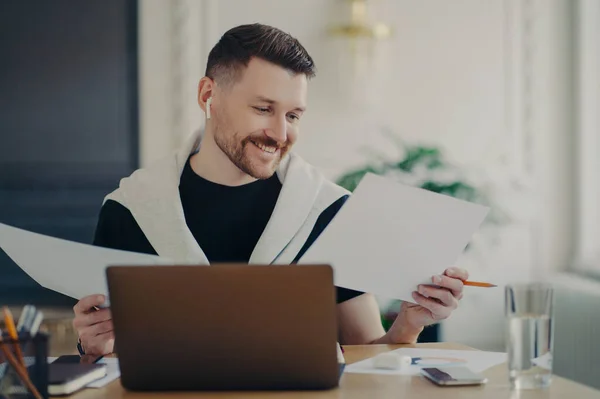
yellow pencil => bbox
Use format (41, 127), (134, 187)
(3, 307), (25, 367)
(463, 281), (497, 288)
(0, 332), (42, 399)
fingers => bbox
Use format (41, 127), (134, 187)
(81, 331), (115, 356)
(418, 285), (458, 308)
(78, 318), (114, 356)
(411, 292), (451, 319)
(73, 295), (106, 315)
(444, 267), (469, 281)
(72, 308), (112, 330)
(79, 320), (114, 340)
(73, 295), (115, 356)
(432, 274), (464, 298)
(405, 267), (469, 327)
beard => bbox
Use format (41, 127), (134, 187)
(212, 117), (291, 180)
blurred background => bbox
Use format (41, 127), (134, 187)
(1, 0), (599, 388)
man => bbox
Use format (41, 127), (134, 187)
(73, 23), (468, 356)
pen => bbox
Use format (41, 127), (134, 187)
(29, 311), (44, 337)
(3, 306), (25, 367)
(0, 329), (43, 399)
(17, 305), (35, 334)
(463, 281), (497, 288)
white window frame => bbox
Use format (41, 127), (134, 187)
(573, 0), (600, 275)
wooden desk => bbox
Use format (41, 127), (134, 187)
(69, 342), (599, 399)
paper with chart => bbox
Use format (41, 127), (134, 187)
(0, 222), (174, 302)
(299, 173), (490, 303)
(345, 348), (507, 376)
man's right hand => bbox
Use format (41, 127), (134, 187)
(72, 294), (114, 356)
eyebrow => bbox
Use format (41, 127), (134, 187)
(255, 95), (306, 112)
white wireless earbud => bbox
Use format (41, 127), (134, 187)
(206, 97), (212, 120)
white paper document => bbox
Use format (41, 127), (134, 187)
(299, 173), (489, 302)
(0, 222), (173, 301)
(345, 348), (507, 376)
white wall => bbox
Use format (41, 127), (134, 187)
(138, 0), (575, 351)
(138, 0), (205, 167)
(138, 0), (173, 167)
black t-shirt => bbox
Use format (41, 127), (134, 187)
(179, 159), (282, 263)
(93, 158), (363, 303)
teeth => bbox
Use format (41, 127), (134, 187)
(252, 141), (277, 154)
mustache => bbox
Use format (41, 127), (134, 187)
(243, 135), (288, 149)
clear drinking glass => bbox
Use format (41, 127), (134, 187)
(505, 283), (554, 390)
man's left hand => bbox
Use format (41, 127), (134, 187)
(386, 267), (468, 343)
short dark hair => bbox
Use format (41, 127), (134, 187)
(205, 23), (316, 85)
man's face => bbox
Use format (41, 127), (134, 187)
(210, 58), (308, 180)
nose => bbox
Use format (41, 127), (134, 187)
(264, 115), (287, 144)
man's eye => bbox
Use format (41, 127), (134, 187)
(254, 107), (270, 113)
(287, 113), (300, 122)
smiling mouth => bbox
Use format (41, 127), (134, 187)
(250, 140), (278, 154)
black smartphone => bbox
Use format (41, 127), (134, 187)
(52, 355), (103, 364)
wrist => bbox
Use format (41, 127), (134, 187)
(384, 322), (423, 344)
(386, 310), (424, 344)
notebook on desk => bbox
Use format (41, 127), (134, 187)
(106, 264), (341, 391)
(48, 363), (107, 396)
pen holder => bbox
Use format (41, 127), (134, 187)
(0, 332), (49, 399)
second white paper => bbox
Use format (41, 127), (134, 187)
(0, 222), (174, 302)
(299, 173), (489, 303)
(345, 348), (507, 376)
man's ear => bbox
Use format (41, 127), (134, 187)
(197, 76), (215, 115)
